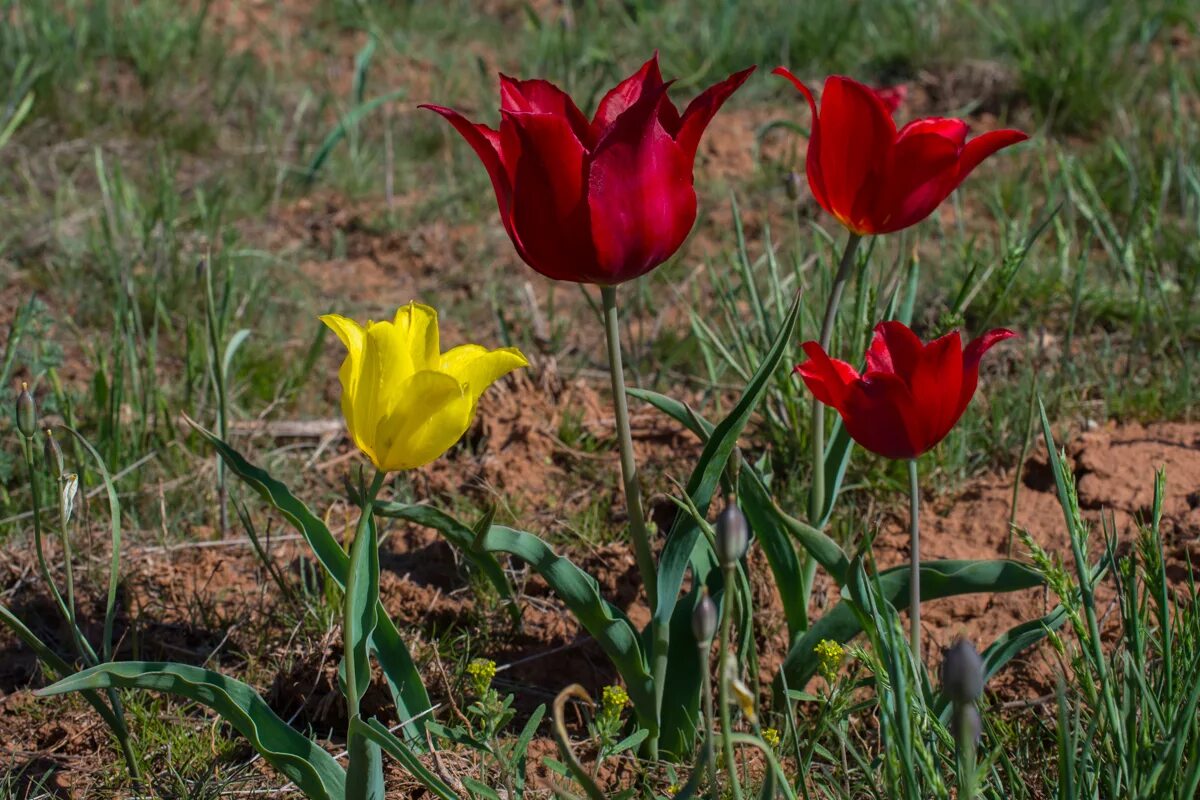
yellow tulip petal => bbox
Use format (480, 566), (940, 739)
(375, 370), (473, 470)
(440, 345), (529, 403)
(320, 314), (369, 454)
(393, 301), (440, 372)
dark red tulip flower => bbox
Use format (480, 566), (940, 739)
(773, 69), (1028, 235)
(874, 83), (908, 115)
(422, 56), (754, 285)
(796, 321), (1015, 460)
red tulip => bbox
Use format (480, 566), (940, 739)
(773, 69), (1028, 235)
(874, 83), (908, 115)
(796, 321), (1016, 460)
(422, 56), (754, 285)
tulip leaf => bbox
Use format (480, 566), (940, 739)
(352, 717), (461, 800)
(388, 503), (655, 735)
(653, 287), (803, 630)
(187, 419), (432, 743)
(37, 662), (347, 800)
(344, 515), (383, 800)
(779, 558), (1044, 689)
(374, 502), (520, 626)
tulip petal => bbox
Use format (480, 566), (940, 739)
(392, 302), (440, 372)
(503, 110), (599, 282)
(592, 54), (670, 133)
(441, 344), (529, 403)
(873, 119), (967, 232)
(587, 84), (696, 284)
(817, 76), (896, 231)
(843, 373), (925, 459)
(865, 321), (924, 379)
(772, 67), (830, 214)
(375, 370), (473, 471)
(674, 65), (756, 166)
(908, 330), (964, 447)
(320, 313), (367, 452)
(958, 129), (1029, 180)
(795, 341), (859, 411)
(500, 75), (593, 147)
(958, 328), (1017, 416)
(420, 104), (514, 227)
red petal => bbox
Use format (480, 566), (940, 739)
(421, 104), (514, 230)
(908, 330), (964, 449)
(865, 321), (924, 378)
(958, 328), (1017, 416)
(674, 65), (756, 166)
(772, 67), (830, 215)
(503, 110), (599, 282)
(592, 54), (669, 133)
(499, 75), (594, 148)
(796, 341), (859, 411)
(587, 85), (695, 284)
(816, 76), (897, 231)
(842, 372), (924, 459)
(958, 128), (1029, 178)
(872, 119), (967, 232)
(874, 84), (908, 115)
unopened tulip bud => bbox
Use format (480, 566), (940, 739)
(692, 589), (717, 643)
(941, 638), (985, 705)
(15, 383), (36, 439)
(44, 430), (64, 479)
(715, 503), (749, 568)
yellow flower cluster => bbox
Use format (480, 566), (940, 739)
(601, 684), (630, 712)
(762, 727), (781, 748)
(466, 658), (497, 696)
(814, 638), (844, 685)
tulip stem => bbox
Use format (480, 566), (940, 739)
(908, 457), (921, 658)
(599, 285), (660, 756)
(809, 233), (862, 526)
(599, 288), (658, 611)
(717, 566), (744, 800)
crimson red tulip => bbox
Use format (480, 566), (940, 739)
(874, 83), (908, 115)
(422, 56), (754, 285)
(796, 321), (1015, 460)
(773, 69), (1028, 235)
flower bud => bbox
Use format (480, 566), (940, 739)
(692, 589), (717, 643)
(715, 503), (749, 567)
(15, 383), (36, 439)
(44, 430), (65, 479)
(941, 638), (985, 705)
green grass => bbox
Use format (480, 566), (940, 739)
(0, 0), (1197, 795)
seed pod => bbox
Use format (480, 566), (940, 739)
(692, 589), (717, 643)
(941, 638), (985, 704)
(15, 383), (36, 439)
(715, 503), (749, 567)
(44, 430), (65, 479)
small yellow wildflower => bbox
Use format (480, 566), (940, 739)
(599, 684), (630, 726)
(814, 639), (844, 685)
(466, 658), (497, 696)
(665, 783), (681, 797)
(762, 727), (781, 748)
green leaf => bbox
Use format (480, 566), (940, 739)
(779, 559), (1044, 688)
(654, 288), (804, 629)
(393, 504), (655, 737)
(374, 502), (520, 626)
(188, 420), (432, 741)
(305, 90), (406, 185)
(38, 662), (347, 800)
(353, 718), (461, 800)
(344, 514), (382, 800)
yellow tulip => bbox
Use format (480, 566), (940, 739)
(320, 302), (528, 472)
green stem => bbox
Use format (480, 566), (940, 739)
(700, 643), (718, 800)
(954, 703), (977, 800)
(717, 567), (744, 800)
(809, 233), (863, 525)
(204, 257), (229, 536)
(599, 284), (661, 758)
(345, 470), (386, 800)
(908, 458), (921, 658)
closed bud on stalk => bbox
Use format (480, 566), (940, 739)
(692, 588), (717, 643)
(941, 638), (985, 705)
(715, 503), (749, 567)
(15, 383), (36, 439)
(44, 430), (64, 479)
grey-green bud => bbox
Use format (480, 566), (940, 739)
(44, 430), (64, 480)
(692, 589), (717, 643)
(715, 504), (749, 567)
(941, 638), (985, 704)
(15, 383), (36, 439)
